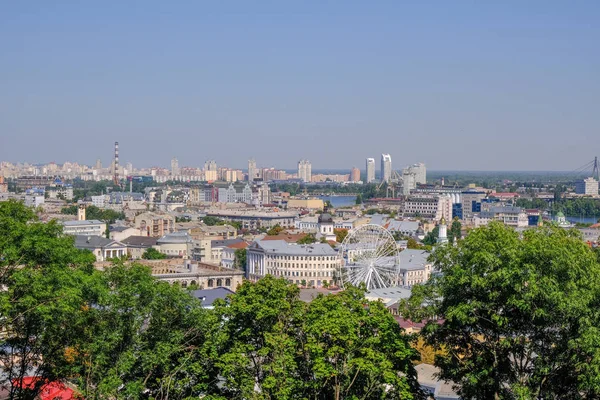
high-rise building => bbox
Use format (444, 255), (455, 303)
(171, 158), (179, 176)
(575, 177), (599, 195)
(351, 167), (361, 183)
(366, 158), (375, 183)
(298, 160), (312, 183)
(380, 154), (392, 183)
(248, 158), (257, 182)
(95, 159), (102, 170)
(204, 160), (217, 172)
(411, 162), (427, 184)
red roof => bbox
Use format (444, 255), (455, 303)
(227, 241), (249, 249)
(13, 377), (76, 400)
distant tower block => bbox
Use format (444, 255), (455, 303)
(77, 204), (87, 221)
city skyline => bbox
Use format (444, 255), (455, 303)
(2, 2), (599, 170)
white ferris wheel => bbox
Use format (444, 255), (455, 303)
(337, 224), (400, 290)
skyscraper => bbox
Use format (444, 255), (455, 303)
(351, 167), (361, 183)
(410, 162), (427, 184)
(366, 158), (375, 183)
(171, 157), (179, 176)
(298, 160), (312, 183)
(381, 154), (392, 183)
(248, 158), (257, 182)
(204, 160), (217, 171)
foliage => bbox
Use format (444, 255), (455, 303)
(213, 277), (424, 399)
(334, 228), (348, 243)
(61, 204), (125, 224)
(297, 233), (317, 245)
(355, 193), (363, 204)
(234, 248), (247, 271)
(267, 224), (283, 236)
(448, 217), (462, 243)
(142, 247), (167, 259)
(408, 222), (600, 399)
(422, 226), (439, 246)
(406, 237), (425, 249)
(202, 216), (226, 226)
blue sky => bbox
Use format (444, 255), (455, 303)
(1, 1), (598, 171)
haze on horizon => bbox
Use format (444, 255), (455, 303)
(1, 1), (598, 171)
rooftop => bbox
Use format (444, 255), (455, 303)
(121, 235), (159, 247)
(62, 219), (105, 226)
(254, 240), (337, 256)
(191, 287), (235, 307)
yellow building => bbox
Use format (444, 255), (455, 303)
(287, 198), (324, 211)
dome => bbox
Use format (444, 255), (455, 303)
(555, 211), (565, 218)
(318, 213), (333, 224)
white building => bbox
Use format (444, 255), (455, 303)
(217, 183), (253, 204)
(91, 195), (105, 208)
(24, 195), (44, 208)
(405, 163), (426, 185)
(62, 220), (107, 237)
(248, 158), (257, 182)
(171, 157), (180, 176)
(246, 240), (340, 287)
(73, 235), (128, 262)
(399, 249), (433, 287)
(575, 177), (599, 195)
(298, 160), (312, 183)
(381, 154), (392, 183)
(402, 172), (415, 195)
(403, 195), (452, 222)
(366, 158), (376, 183)
(474, 206), (529, 228)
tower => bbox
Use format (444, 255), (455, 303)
(248, 158), (257, 182)
(298, 160), (312, 183)
(113, 141), (121, 189)
(171, 157), (180, 176)
(437, 217), (448, 244)
(77, 203), (86, 221)
(381, 154), (392, 183)
(366, 158), (375, 183)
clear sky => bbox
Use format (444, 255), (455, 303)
(1, 1), (598, 171)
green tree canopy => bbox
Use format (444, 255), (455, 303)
(142, 247), (166, 259)
(406, 222), (600, 399)
(297, 233), (317, 245)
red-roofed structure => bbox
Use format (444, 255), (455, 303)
(12, 377), (76, 400)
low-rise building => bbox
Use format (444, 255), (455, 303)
(73, 235), (128, 261)
(286, 198), (324, 211)
(62, 219), (107, 237)
(398, 249), (432, 287)
(121, 235), (159, 259)
(403, 195), (452, 222)
(155, 231), (194, 258)
(246, 240), (340, 287)
(134, 212), (175, 237)
(206, 209), (297, 230)
(475, 206), (529, 228)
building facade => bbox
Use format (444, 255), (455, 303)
(246, 240), (340, 287)
(366, 158), (376, 183)
(576, 177), (599, 195)
(381, 154), (392, 183)
(298, 160), (312, 183)
(350, 167), (361, 183)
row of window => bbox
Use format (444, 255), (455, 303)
(267, 269), (334, 278)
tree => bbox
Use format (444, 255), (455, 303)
(71, 263), (217, 398)
(213, 277), (424, 400)
(409, 222), (600, 399)
(448, 217), (461, 243)
(234, 248), (247, 271)
(202, 216), (224, 226)
(355, 193), (363, 205)
(0, 200), (98, 399)
(267, 224), (283, 236)
(406, 237), (424, 249)
(142, 247), (166, 259)
(303, 286), (424, 399)
(422, 226), (439, 246)
(301, 279), (307, 287)
(297, 234), (317, 245)
(213, 276), (306, 399)
(334, 228), (348, 243)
